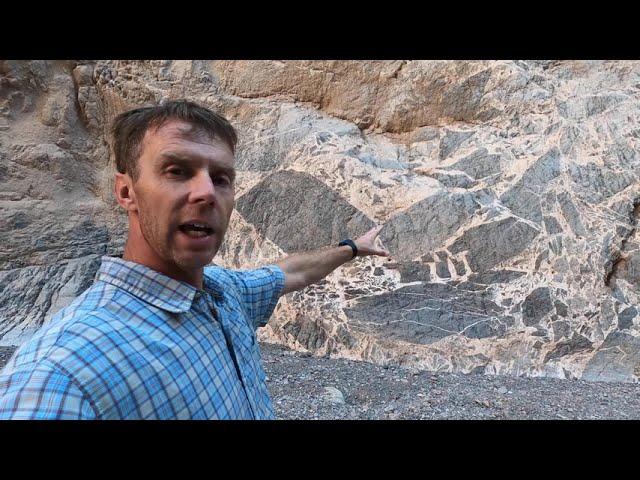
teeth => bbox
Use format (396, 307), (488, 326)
(184, 230), (208, 238)
(180, 223), (212, 237)
(182, 223), (211, 230)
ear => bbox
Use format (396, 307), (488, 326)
(114, 172), (138, 213)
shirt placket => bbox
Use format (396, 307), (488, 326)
(203, 292), (258, 419)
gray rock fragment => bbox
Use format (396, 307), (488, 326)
(500, 148), (562, 224)
(557, 193), (587, 237)
(344, 282), (508, 344)
(381, 191), (480, 261)
(543, 216), (563, 235)
(450, 218), (540, 273)
(447, 148), (502, 180)
(583, 332), (640, 382)
(439, 130), (475, 160)
(522, 287), (554, 326)
(236, 170), (374, 253)
(323, 386), (346, 405)
(617, 306), (637, 330)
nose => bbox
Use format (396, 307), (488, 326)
(188, 170), (216, 205)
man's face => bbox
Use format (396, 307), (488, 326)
(124, 119), (236, 275)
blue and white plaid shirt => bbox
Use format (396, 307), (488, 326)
(0, 256), (285, 420)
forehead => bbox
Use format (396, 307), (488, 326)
(141, 119), (234, 161)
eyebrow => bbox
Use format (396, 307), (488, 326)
(159, 152), (236, 182)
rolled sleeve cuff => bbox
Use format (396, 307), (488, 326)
(255, 265), (286, 329)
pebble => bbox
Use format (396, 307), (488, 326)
(322, 386), (346, 405)
(498, 386), (508, 394)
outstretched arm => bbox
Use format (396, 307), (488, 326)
(276, 225), (390, 295)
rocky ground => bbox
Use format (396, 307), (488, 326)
(1, 343), (639, 420)
(259, 343), (640, 420)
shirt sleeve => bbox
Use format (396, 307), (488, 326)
(223, 265), (286, 330)
(0, 361), (98, 420)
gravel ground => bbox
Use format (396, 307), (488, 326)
(259, 343), (640, 420)
(2, 343), (639, 419)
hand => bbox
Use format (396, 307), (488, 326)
(354, 225), (390, 257)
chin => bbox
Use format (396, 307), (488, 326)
(177, 252), (217, 271)
(171, 231), (224, 271)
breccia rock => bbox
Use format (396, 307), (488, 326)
(235, 170), (375, 253)
(2, 60), (640, 382)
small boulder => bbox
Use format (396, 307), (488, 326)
(322, 387), (346, 405)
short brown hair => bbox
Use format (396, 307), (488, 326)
(111, 99), (237, 180)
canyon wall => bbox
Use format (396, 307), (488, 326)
(1, 60), (639, 382)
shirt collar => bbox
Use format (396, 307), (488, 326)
(96, 256), (200, 313)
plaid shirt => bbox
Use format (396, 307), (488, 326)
(0, 256), (285, 420)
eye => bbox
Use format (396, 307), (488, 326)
(212, 175), (232, 186)
(167, 167), (185, 177)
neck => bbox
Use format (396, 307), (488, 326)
(122, 243), (204, 290)
(122, 222), (204, 289)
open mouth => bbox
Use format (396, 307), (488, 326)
(178, 222), (214, 238)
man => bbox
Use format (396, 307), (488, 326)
(0, 100), (389, 419)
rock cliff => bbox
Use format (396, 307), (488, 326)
(1, 60), (639, 381)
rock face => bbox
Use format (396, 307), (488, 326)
(2, 60), (640, 382)
(236, 170), (375, 253)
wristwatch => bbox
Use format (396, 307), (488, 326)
(338, 239), (358, 259)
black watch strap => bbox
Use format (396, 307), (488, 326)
(338, 239), (358, 259)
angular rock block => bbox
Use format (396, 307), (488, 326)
(236, 170), (375, 253)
